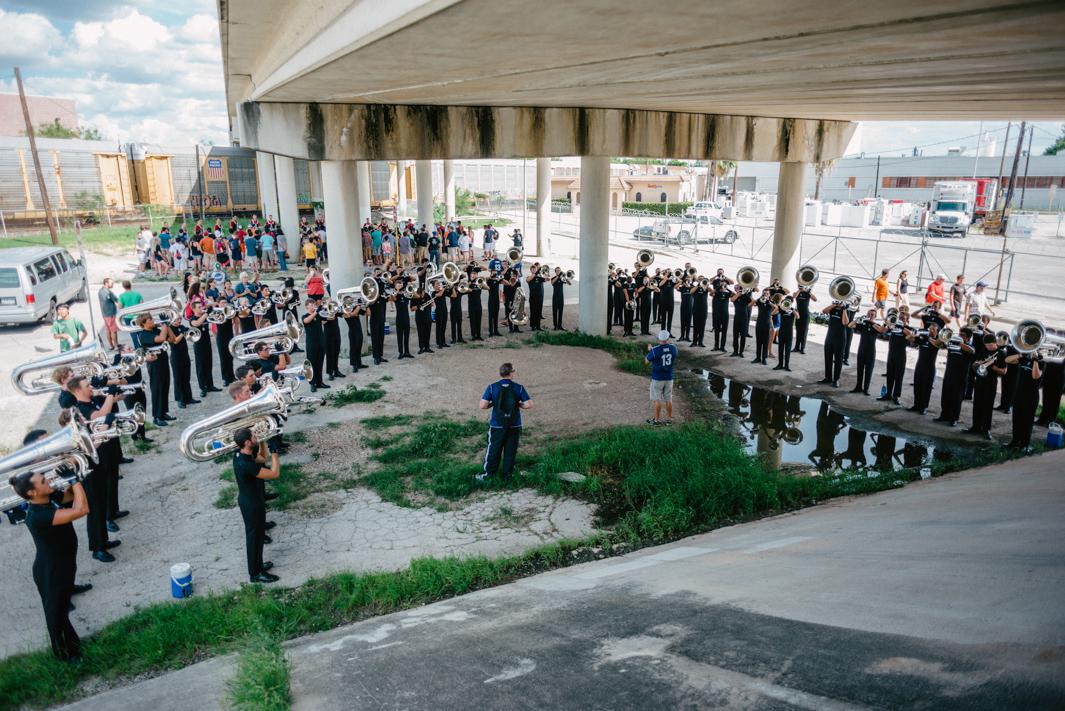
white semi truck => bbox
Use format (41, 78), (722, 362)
(927, 181), (977, 238)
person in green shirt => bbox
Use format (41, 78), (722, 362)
(117, 280), (143, 328)
(51, 304), (87, 352)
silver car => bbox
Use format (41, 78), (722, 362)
(0, 246), (88, 325)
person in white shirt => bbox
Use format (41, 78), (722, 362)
(169, 241), (187, 271)
(965, 280), (994, 321)
(135, 227), (152, 271)
(458, 230), (471, 264)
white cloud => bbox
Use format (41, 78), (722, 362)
(71, 10), (170, 53)
(0, 10), (63, 66)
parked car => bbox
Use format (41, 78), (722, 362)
(632, 225), (659, 241)
(684, 201), (725, 220)
(691, 216), (739, 244)
(0, 246), (88, 325)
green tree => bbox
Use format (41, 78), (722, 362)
(80, 126), (102, 140)
(33, 118), (79, 138)
(1043, 125), (1065, 156)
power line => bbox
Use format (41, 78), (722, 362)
(843, 124), (1012, 160)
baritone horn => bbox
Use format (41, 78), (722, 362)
(228, 311), (303, 360)
(967, 314), (983, 328)
(116, 288), (183, 332)
(637, 249), (654, 267)
(10, 341), (111, 396)
(796, 264), (819, 290)
(0, 422), (98, 516)
(336, 277), (379, 313)
(828, 275), (856, 303)
(1011, 320), (1065, 362)
(178, 382), (288, 462)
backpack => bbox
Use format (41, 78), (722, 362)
(493, 382), (520, 427)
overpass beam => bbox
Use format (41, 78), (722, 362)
(443, 160), (456, 220)
(771, 162), (807, 291)
(274, 155), (300, 244)
(536, 158), (551, 257)
(356, 161), (372, 225)
(578, 156), (609, 336)
(396, 160), (408, 219)
(321, 160), (360, 293)
(255, 152), (279, 224)
(415, 159), (434, 228)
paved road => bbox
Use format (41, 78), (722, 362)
(64, 449), (1065, 710)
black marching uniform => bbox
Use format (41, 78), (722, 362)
(969, 348), (1006, 438)
(502, 271), (518, 333)
(1010, 355), (1042, 448)
(775, 305), (795, 370)
(910, 331), (940, 413)
(190, 314), (216, 396)
(658, 275), (675, 334)
(215, 306), (237, 385)
(711, 277), (730, 350)
(323, 310), (343, 377)
(414, 292), (434, 353)
(753, 296), (772, 364)
(842, 304), (859, 365)
(936, 337), (974, 425)
(731, 291), (752, 356)
(449, 287), (465, 343)
(550, 274), (565, 330)
(691, 282), (709, 347)
(435, 287), (450, 346)
(638, 274), (654, 335)
(25, 500), (80, 660)
(73, 398), (116, 555)
(169, 323), (195, 407)
(606, 274), (616, 333)
(135, 326), (170, 422)
(344, 308), (365, 372)
(486, 275), (502, 336)
(528, 272), (545, 331)
(678, 280), (692, 341)
(612, 276), (626, 327)
(369, 281), (388, 363)
(793, 289), (813, 353)
(1036, 360), (1064, 427)
(121, 357), (149, 439)
(233, 450), (267, 579)
(822, 304), (847, 385)
(621, 278), (636, 336)
(851, 320), (880, 394)
(394, 294), (413, 357)
(468, 279), (484, 339)
(303, 306), (326, 389)
(997, 342), (1019, 413)
(882, 323), (911, 402)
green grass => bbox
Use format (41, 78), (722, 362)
(531, 330), (649, 375)
(214, 464), (344, 510)
(215, 484), (238, 509)
(226, 630), (290, 711)
(361, 414), (414, 431)
(323, 381), (385, 407)
(1, 216), (179, 256)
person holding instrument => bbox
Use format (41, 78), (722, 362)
(232, 427), (281, 583)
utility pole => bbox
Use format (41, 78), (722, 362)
(195, 144), (206, 224)
(993, 120), (1026, 304)
(14, 67), (58, 245)
(994, 122), (1012, 212)
(972, 120), (983, 178)
(1019, 125), (1033, 209)
(873, 155), (881, 197)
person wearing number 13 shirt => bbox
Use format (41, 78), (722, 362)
(646, 330), (678, 426)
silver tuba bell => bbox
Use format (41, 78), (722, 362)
(0, 422), (98, 515)
(10, 341), (111, 396)
(178, 382), (289, 462)
(509, 287), (529, 326)
(796, 264), (819, 290)
(116, 287), (183, 332)
(336, 277), (379, 313)
(637, 249), (655, 268)
(828, 275), (856, 303)
(1011, 319), (1065, 362)
(736, 266), (760, 293)
(507, 247), (523, 264)
(229, 311), (303, 361)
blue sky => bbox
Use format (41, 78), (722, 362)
(1, 1), (1062, 157)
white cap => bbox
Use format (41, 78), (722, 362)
(657, 330), (670, 341)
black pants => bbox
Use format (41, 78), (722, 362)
(371, 311), (386, 361)
(82, 468), (109, 552)
(170, 344), (193, 405)
(692, 306), (708, 346)
(843, 325), (855, 364)
(855, 343), (876, 392)
(100, 441), (121, 520)
(652, 292), (659, 323)
(529, 292), (543, 330)
(1012, 393), (1038, 447)
(971, 375), (998, 434)
(34, 559), (79, 660)
(913, 364), (936, 410)
(469, 298), (483, 339)
(148, 357), (170, 420)
(216, 323), (236, 384)
(552, 295), (564, 329)
(794, 311), (810, 352)
(193, 337), (215, 393)
(659, 299), (674, 334)
(488, 295), (500, 336)
(623, 306), (635, 335)
(712, 301), (729, 349)
(939, 367), (966, 423)
(483, 426), (521, 479)
(436, 301), (450, 345)
(639, 295), (651, 335)
(306, 336), (325, 386)
(613, 292), (625, 325)
(416, 308), (432, 351)
(237, 495), (265, 578)
(679, 295), (692, 340)
(450, 299), (464, 342)
(754, 320), (769, 361)
(607, 292), (614, 332)
(505, 298), (519, 333)
(824, 337), (845, 383)
(395, 312), (412, 356)
(777, 326), (793, 369)
(1037, 361), (1064, 425)
(885, 349), (907, 399)
(325, 320), (342, 374)
(346, 317), (364, 368)
(999, 365), (1019, 410)
(732, 309), (748, 354)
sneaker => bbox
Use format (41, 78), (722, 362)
(645, 418), (660, 426)
(664, 419), (674, 426)
(476, 472), (489, 482)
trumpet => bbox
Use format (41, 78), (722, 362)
(11, 341), (111, 396)
(178, 382), (289, 462)
(206, 303), (237, 324)
(796, 264), (819, 290)
(637, 249), (654, 267)
(229, 312), (303, 360)
(973, 353), (999, 378)
(0, 423), (98, 517)
(88, 404), (145, 443)
(475, 276), (489, 290)
(828, 275), (856, 303)
(116, 288), (183, 332)
(1011, 319), (1065, 362)
(92, 383), (143, 398)
(737, 266), (759, 294)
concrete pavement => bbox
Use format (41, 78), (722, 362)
(66, 448), (1065, 710)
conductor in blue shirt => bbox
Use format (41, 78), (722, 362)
(477, 362), (533, 482)
(646, 330), (678, 426)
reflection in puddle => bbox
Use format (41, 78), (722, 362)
(690, 369), (952, 474)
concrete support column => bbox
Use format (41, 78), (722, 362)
(255, 152), (279, 223)
(396, 160), (408, 219)
(578, 155), (609, 336)
(443, 160), (456, 220)
(535, 157), (551, 258)
(415, 159), (434, 228)
(355, 161), (372, 225)
(274, 155), (299, 243)
(321, 160), (360, 292)
(771, 161), (807, 291)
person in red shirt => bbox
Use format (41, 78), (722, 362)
(925, 274), (946, 310)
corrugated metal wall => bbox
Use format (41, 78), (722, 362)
(0, 145), (106, 212)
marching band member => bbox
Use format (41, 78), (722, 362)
(638, 268), (656, 336)
(167, 313), (197, 409)
(842, 297), (859, 366)
(1036, 358), (1064, 428)
(343, 301), (366, 372)
(848, 308), (883, 394)
(710, 268), (731, 351)
(133, 313), (176, 427)
(486, 263), (502, 337)
(467, 265), (485, 340)
(772, 296), (796, 371)
(550, 267), (567, 331)
(1005, 352), (1042, 451)
(503, 266), (520, 334)
(612, 269), (626, 330)
(934, 327), (975, 426)
(369, 271), (389, 364)
(323, 298), (344, 380)
(527, 264), (546, 332)
(729, 284), (752, 358)
(188, 301), (218, 399)
(877, 311), (913, 404)
(690, 277), (709, 348)
(766, 279), (787, 360)
(232, 427), (281, 584)
(302, 297), (328, 392)
(606, 268), (616, 334)
(214, 281), (238, 385)
(996, 334), (1020, 415)
(793, 281), (816, 354)
(752, 288), (772, 365)
(966, 333), (1006, 440)
(819, 300), (850, 388)
(68, 376), (121, 562)
(414, 281), (435, 354)
(909, 322), (944, 415)
(448, 280), (466, 344)
(678, 267), (692, 342)
(657, 269), (674, 336)
(434, 280), (451, 348)
(621, 274), (637, 337)
(393, 280), (414, 359)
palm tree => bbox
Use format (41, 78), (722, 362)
(813, 159), (837, 201)
(704, 160), (736, 201)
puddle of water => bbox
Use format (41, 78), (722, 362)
(686, 368), (957, 474)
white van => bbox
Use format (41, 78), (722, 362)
(684, 201), (725, 220)
(0, 246), (88, 325)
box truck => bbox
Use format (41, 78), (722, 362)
(927, 181), (977, 238)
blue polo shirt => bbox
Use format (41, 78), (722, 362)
(645, 344), (678, 381)
(482, 379), (530, 428)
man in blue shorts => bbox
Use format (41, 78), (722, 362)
(646, 330), (678, 425)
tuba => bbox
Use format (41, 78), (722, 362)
(229, 311), (303, 361)
(736, 266), (760, 293)
(509, 287), (529, 326)
(116, 288), (183, 332)
(0, 423), (98, 516)
(507, 246), (523, 264)
(11, 341), (111, 396)
(1010, 319), (1065, 362)
(796, 264), (819, 290)
(178, 382), (289, 462)
(637, 249), (654, 268)
(828, 275), (856, 303)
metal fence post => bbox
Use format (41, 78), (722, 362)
(832, 234), (839, 273)
(961, 249), (968, 280)
(871, 238), (880, 279)
(0, 209), (6, 239)
(915, 234), (927, 291)
(1003, 253), (1015, 304)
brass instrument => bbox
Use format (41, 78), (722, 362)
(457, 275), (471, 294)
(563, 269), (575, 285)
(116, 288), (183, 332)
(234, 296), (251, 313)
(184, 324), (203, 343)
(687, 267), (698, 277)
(828, 275), (856, 303)
(698, 278), (710, 289)
(967, 314), (983, 328)
(11, 341), (111, 396)
(538, 264), (551, 277)
(88, 404), (145, 443)
(509, 287), (529, 325)
(624, 298), (637, 311)
(270, 287), (293, 305)
(229, 312), (303, 360)
(206, 303), (237, 324)
(425, 261), (461, 293)
(736, 266), (760, 293)
(251, 299), (271, 316)
(974, 353), (999, 377)
(0, 423), (98, 516)
(779, 295), (794, 314)
(672, 268), (684, 279)
(884, 307), (900, 327)
(938, 326), (954, 343)
(336, 277), (380, 313)
(318, 299), (342, 319)
(637, 249), (654, 267)
(507, 246), (523, 264)
(1011, 319), (1065, 362)
(134, 341), (171, 361)
(995, 330), (1010, 348)
(402, 278), (419, 299)
(608, 262), (616, 271)
(92, 383), (143, 398)
(178, 382), (289, 462)
(796, 264), (819, 290)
